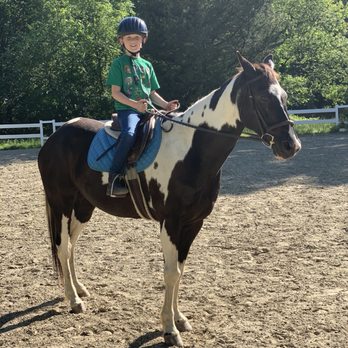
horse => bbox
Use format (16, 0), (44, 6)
(38, 52), (301, 347)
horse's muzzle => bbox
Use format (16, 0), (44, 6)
(275, 136), (302, 159)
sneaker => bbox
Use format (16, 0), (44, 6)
(107, 174), (128, 197)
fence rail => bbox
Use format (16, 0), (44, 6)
(288, 104), (348, 125)
(1, 105), (347, 146)
(0, 120), (66, 146)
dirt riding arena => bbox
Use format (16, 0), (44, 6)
(1, 133), (347, 348)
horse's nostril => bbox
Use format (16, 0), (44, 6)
(282, 140), (293, 152)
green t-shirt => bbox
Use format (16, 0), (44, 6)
(106, 54), (160, 111)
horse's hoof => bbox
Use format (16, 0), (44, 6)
(71, 302), (86, 314)
(175, 319), (192, 332)
(163, 332), (183, 347)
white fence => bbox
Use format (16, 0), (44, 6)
(0, 120), (65, 146)
(288, 104), (347, 125)
(0, 105), (347, 146)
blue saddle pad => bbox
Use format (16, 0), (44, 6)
(87, 120), (162, 173)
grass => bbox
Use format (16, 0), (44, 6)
(0, 139), (41, 150)
(290, 115), (341, 135)
(294, 123), (339, 135)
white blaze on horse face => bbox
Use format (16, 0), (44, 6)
(269, 82), (294, 120)
(269, 82), (285, 103)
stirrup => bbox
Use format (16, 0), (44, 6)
(107, 174), (128, 197)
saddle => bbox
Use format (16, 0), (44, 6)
(105, 112), (157, 166)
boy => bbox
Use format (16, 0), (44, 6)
(106, 16), (178, 197)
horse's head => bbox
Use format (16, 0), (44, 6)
(234, 52), (301, 159)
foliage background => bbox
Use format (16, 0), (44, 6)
(0, 0), (347, 123)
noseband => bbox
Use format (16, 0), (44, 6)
(246, 78), (294, 148)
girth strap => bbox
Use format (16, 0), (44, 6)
(125, 166), (156, 221)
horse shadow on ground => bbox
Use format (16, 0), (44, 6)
(128, 330), (165, 348)
(221, 133), (348, 195)
(0, 297), (62, 334)
(0, 148), (39, 166)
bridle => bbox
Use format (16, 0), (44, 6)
(245, 79), (294, 148)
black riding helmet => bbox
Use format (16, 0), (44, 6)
(117, 16), (148, 42)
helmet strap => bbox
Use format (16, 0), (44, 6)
(124, 46), (141, 57)
(119, 37), (144, 57)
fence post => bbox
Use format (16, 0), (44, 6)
(39, 120), (44, 146)
(335, 105), (339, 126)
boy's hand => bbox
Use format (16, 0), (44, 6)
(135, 99), (148, 113)
(166, 100), (180, 111)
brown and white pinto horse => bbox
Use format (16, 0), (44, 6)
(38, 53), (301, 347)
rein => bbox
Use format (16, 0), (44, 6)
(148, 107), (278, 145)
(152, 108), (240, 139)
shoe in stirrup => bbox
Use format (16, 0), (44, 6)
(107, 174), (128, 197)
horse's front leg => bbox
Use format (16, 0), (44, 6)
(57, 215), (86, 313)
(172, 220), (203, 334)
(160, 222), (183, 347)
(173, 262), (192, 333)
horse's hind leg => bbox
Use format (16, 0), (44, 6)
(68, 195), (95, 299)
(57, 212), (90, 313)
(69, 212), (90, 298)
(50, 194), (94, 313)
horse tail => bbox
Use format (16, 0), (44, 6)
(45, 196), (63, 281)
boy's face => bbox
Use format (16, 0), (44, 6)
(120, 34), (143, 54)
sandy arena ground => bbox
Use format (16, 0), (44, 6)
(0, 133), (347, 348)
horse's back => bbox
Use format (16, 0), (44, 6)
(38, 117), (103, 188)
(39, 117), (101, 161)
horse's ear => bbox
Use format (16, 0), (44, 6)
(263, 54), (275, 70)
(236, 51), (256, 76)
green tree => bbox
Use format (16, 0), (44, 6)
(245, 0), (348, 108)
(133, 0), (267, 108)
(0, 0), (133, 123)
(134, 0), (347, 109)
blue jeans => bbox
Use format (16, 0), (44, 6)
(110, 110), (141, 174)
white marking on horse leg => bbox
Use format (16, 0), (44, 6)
(69, 211), (89, 297)
(57, 215), (85, 313)
(160, 223), (183, 346)
(173, 261), (192, 332)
